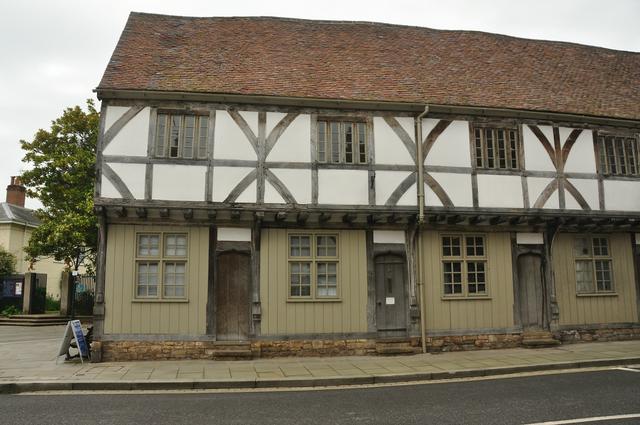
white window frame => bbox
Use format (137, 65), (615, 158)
(573, 235), (615, 295)
(287, 232), (340, 301)
(440, 233), (489, 299)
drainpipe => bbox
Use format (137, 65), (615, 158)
(415, 106), (429, 354)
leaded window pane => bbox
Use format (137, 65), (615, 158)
(358, 123), (366, 164)
(137, 261), (159, 297)
(183, 115), (195, 158)
(165, 234), (187, 257)
(595, 260), (612, 291)
(474, 129), (483, 167)
(290, 235), (311, 257)
(316, 262), (337, 297)
(443, 261), (463, 294)
(466, 236), (485, 257)
(155, 114), (167, 157)
(485, 129), (495, 168)
(467, 261), (486, 294)
(344, 123), (354, 164)
(163, 262), (186, 297)
(169, 115), (181, 158)
(573, 238), (591, 257)
(198, 116), (208, 159)
(316, 235), (337, 257)
(330, 122), (340, 163)
(575, 260), (594, 293)
(290, 262), (311, 297)
(317, 121), (327, 163)
(592, 238), (609, 256)
(138, 235), (160, 257)
(442, 236), (461, 257)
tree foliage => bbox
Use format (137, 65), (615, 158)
(20, 100), (99, 270)
(0, 245), (17, 276)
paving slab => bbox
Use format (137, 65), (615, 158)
(1, 326), (639, 393)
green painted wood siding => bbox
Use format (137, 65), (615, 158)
(104, 224), (209, 335)
(259, 229), (368, 336)
(553, 233), (638, 326)
(420, 231), (515, 331)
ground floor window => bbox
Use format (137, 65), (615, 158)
(573, 236), (614, 294)
(288, 233), (339, 299)
(441, 234), (488, 297)
(135, 233), (188, 299)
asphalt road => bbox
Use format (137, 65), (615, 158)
(1, 369), (639, 425)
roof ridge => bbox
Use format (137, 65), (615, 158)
(127, 11), (640, 55)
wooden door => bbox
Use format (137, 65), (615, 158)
(375, 255), (407, 335)
(516, 254), (544, 331)
(215, 251), (250, 340)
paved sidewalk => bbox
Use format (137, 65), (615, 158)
(0, 326), (639, 393)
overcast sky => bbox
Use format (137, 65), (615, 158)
(1, 0), (639, 209)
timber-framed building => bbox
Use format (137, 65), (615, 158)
(92, 13), (640, 361)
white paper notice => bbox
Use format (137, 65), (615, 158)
(385, 297), (395, 305)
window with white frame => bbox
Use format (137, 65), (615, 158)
(472, 125), (521, 170)
(574, 236), (614, 294)
(317, 120), (367, 164)
(441, 234), (487, 297)
(135, 233), (188, 299)
(155, 112), (209, 159)
(288, 233), (339, 299)
(597, 134), (639, 176)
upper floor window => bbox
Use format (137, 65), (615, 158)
(317, 120), (367, 164)
(574, 236), (614, 294)
(597, 135), (639, 176)
(472, 126), (521, 170)
(155, 112), (209, 159)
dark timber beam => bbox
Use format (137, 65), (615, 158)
(207, 210), (217, 221)
(183, 209), (194, 220)
(275, 211), (288, 222)
(342, 213), (357, 224)
(509, 216), (526, 225)
(489, 216), (508, 225)
(319, 213), (332, 223)
(469, 215), (487, 225)
(367, 214), (384, 225)
(115, 206), (127, 218)
(230, 210), (242, 220)
(447, 215), (465, 225)
(296, 212), (309, 224)
(387, 214), (401, 224)
(159, 208), (170, 218)
(135, 208), (147, 219)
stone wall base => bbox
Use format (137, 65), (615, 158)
(97, 326), (640, 361)
(555, 327), (640, 344)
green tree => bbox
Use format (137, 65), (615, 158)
(20, 100), (99, 271)
(0, 245), (17, 276)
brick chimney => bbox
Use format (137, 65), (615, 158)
(6, 176), (26, 207)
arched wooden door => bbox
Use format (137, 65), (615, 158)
(375, 254), (407, 336)
(516, 254), (544, 331)
(215, 251), (250, 340)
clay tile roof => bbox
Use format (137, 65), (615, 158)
(98, 12), (640, 121)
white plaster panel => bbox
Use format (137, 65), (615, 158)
(318, 170), (368, 205)
(396, 117), (414, 141)
(270, 168), (312, 205)
(100, 175), (119, 198)
(477, 175), (523, 208)
(214, 111), (258, 160)
(604, 180), (640, 212)
(425, 120), (471, 167)
(428, 172), (473, 207)
(238, 111), (259, 138)
(107, 163), (146, 199)
(566, 178), (599, 210)
(103, 107), (150, 157)
(212, 166), (254, 202)
(399, 182), (417, 206)
(375, 171), (412, 206)
(266, 114), (311, 162)
(563, 130), (596, 173)
(264, 181), (286, 204)
(236, 181), (257, 203)
(266, 112), (286, 136)
(522, 125), (556, 172)
(153, 165), (206, 201)
(373, 117), (414, 165)
(421, 118), (438, 140)
(424, 182), (443, 207)
(516, 233), (544, 245)
(527, 177), (557, 209)
(104, 106), (128, 130)
(373, 230), (406, 244)
(217, 227), (252, 242)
